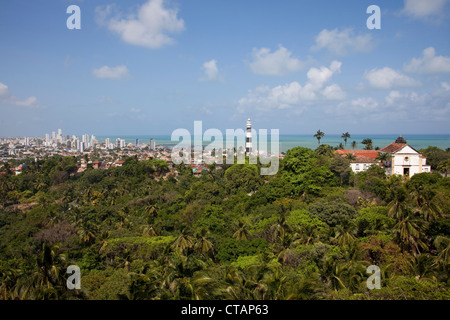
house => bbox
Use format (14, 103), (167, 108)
(379, 136), (431, 177)
(115, 160), (125, 167)
(335, 136), (431, 177)
(335, 149), (380, 173)
(92, 161), (102, 169)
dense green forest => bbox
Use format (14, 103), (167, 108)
(0, 146), (449, 300)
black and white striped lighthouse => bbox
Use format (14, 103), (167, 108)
(246, 118), (252, 154)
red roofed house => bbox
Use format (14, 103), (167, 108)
(115, 160), (125, 167)
(335, 149), (381, 173)
(92, 161), (102, 169)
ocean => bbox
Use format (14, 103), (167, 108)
(97, 134), (450, 153)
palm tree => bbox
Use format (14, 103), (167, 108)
(333, 225), (356, 247)
(437, 159), (450, 177)
(361, 138), (373, 150)
(412, 186), (442, 222)
(393, 214), (428, 255)
(314, 129), (325, 146)
(341, 132), (351, 148)
(351, 141), (357, 150)
(345, 153), (356, 161)
(376, 152), (391, 167)
(171, 233), (194, 254)
(142, 224), (158, 237)
(31, 243), (66, 299)
(194, 230), (214, 256)
(233, 220), (250, 241)
(387, 186), (409, 220)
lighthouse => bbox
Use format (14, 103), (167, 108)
(246, 118), (252, 154)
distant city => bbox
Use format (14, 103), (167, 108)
(0, 128), (166, 174)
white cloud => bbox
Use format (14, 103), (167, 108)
(96, 0), (185, 49)
(201, 59), (220, 81)
(402, 0), (448, 20)
(307, 60), (342, 89)
(350, 97), (379, 111)
(364, 67), (420, 89)
(404, 47), (450, 74)
(385, 90), (403, 106)
(0, 82), (38, 108)
(329, 85), (450, 122)
(312, 28), (373, 56)
(0, 83), (8, 97)
(238, 61), (344, 112)
(442, 82), (450, 91)
(93, 65), (129, 80)
(130, 108), (141, 113)
(250, 45), (304, 76)
(322, 84), (347, 100)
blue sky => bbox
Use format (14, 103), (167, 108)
(1, 0), (450, 137)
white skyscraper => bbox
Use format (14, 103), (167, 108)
(105, 138), (111, 149)
(246, 118), (252, 154)
(91, 135), (96, 147)
(150, 139), (156, 150)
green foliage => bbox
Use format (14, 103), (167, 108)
(419, 146), (450, 170)
(308, 199), (357, 227)
(286, 209), (327, 231)
(224, 164), (263, 194)
(366, 276), (450, 300)
(216, 238), (268, 263)
(355, 206), (395, 235)
(282, 147), (334, 196)
(0, 151), (448, 300)
(194, 205), (230, 237)
(230, 255), (261, 269)
(100, 236), (175, 263)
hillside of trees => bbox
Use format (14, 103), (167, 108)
(0, 146), (449, 300)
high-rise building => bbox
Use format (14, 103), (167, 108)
(82, 134), (89, 144)
(150, 139), (156, 150)
(120, 139), (126, 148)
(246, 118), (252, 154)
(105, 138), (111, 149)
(135, 138), (139, 146)
(74, 138), (80, 151)
(116, 138), (121, 149)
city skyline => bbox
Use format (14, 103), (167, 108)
(1, 0), (450, 136)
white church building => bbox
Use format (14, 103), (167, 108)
(379, 136), (431, 177)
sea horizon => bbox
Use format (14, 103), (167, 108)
(94, 133), (450, 153)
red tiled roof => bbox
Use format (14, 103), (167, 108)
(335, 149), (379, 159)
(354, 156), (378, 163)
(379, 143), (406, 153)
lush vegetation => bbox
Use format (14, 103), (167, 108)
(0, 146), (449, 300)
